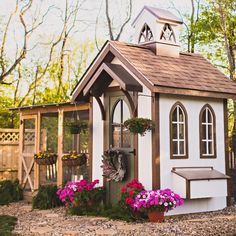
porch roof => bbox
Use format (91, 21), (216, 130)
(83, 62), (143, 97)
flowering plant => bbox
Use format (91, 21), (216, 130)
(57, 179), (105, 210)
(124, 118), (154, 136)
(132, 188), (184, 213)
(120, 179), (145, 212)
(62, 151), (87, 166)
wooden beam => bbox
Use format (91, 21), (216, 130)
(57, 109), (64, 187)
(223, 99), (230, 206)
(152, 93), (160, 189)
(34, 112), (40, 191)
(94, 96), (106, 120)
(88, 97), (93, 181)
(18, 113), (23, 184)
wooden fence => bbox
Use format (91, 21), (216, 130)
(0, 129), (19, 180)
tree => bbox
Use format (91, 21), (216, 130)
(0, 0), (51, 84)
(195, 0), (236, 137)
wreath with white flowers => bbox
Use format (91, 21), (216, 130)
(101, 148), (127, 182)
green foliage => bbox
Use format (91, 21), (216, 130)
(0, 215), (18, 236)
(124, 118), (154, 136)
(32, 185), (62, 210)
(0, 180), (23, 205)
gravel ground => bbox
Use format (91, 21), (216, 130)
(0, 202), (235, 236)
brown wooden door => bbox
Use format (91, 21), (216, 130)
(105, 91), (135, 205)
(19, 116), (37, 191)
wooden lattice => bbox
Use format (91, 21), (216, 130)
(0, 129), (19, 144)
(24, 129), (35, 143)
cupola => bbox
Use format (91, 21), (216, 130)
(132, 6), (183, 57)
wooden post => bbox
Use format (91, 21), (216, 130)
(57, 109), (64, 186)
(18, 113), (23, 183)
(34, 112), (40, 191)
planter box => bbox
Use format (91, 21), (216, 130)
(172, 167), (230, 199)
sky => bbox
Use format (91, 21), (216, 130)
(0, 0), (193, 97)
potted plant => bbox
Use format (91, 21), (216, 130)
(57, 179), (105, 214)
(132, 188), (184, 223)
(124, 118), (154, 136)
(34, 150), (57, 165)
(67, 120), (88, 134)
(62, 151), (87, 167)
(120, 179), (145, 219)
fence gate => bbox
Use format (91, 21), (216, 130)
(19, 115), (37, 191)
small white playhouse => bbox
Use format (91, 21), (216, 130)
(71, 6), (236, 214)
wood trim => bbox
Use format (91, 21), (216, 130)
(199, 104), (217, 159)
(18, 113), (23, 183)
(88, 97), (93, 181)
(94, 96), (106, 120)
(57, 109), (64, 187)
(71, 42), (113, 100)
(169, 101), (188, 159)
(109, 44), (154, 91)
(186, 180), (190, 199)
(20, 104), (89, 116)
(34, 112), (40, 190)
(122, 89), (136, 116)
(153, 86), (236, 100)
(223, 99), (230, 206)
(133, 92), (138, 179)
(152, 93), (160, 189)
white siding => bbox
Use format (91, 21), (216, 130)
(92, 96), (104, 185)
(159, 94), (227, 215)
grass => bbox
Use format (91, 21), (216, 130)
(0, 215), (18, 236)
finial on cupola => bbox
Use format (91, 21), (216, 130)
(132, 6), (183, 57)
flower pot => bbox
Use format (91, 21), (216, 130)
(147, 211), (164, 223)
(34, 154), (57, 165)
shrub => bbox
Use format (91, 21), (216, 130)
(0, 180), (23, 205)
(0, 215), (18, 235)
(32, 185), (62, 209)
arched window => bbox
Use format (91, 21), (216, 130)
(170, 102), (188, 159)
(199, 105), (216, 158)
(138, 23), (154, 43)
(160, 23), (176, 43)
(111, 99), (131, 148)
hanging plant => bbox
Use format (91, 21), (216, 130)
(101, 149), (126, 182)
(124, 118), (154, 136)
(34, 150), (57, 165)
(62, 151), (87, 167)
(67, 120), (88, 134)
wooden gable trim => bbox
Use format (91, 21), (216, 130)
(83, 63), (143, 97)
(153, 86), (236, 100)
(71, 42), (114, 101)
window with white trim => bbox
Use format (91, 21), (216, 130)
(170, 103), (188, 158)
(200, 105), (216, 158)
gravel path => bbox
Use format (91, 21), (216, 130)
(0, 202), (235, 236)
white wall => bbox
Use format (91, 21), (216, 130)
(159, 94), (227, 215)
(137, 86), (152, 190)
(92, 96), (104, 185)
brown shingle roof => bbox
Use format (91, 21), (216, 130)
(110, 41), (236, 95)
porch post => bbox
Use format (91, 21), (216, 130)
(57, 109), (64, 186)
(33, 111), (40, 190)
(18, 113), (23, 184)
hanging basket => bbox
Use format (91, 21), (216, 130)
(62, 153), (87, 167)
(67, 121), (88, 134)
(34, 152), (57, 165)
(124, 118), (154, 136)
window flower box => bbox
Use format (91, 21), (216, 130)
(62, 151), (87, 167)
(34, 151), (57, 165)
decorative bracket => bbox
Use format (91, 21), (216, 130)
(94, 96), (106, 120)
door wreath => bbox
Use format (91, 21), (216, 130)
(101, 148), (127, 182)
